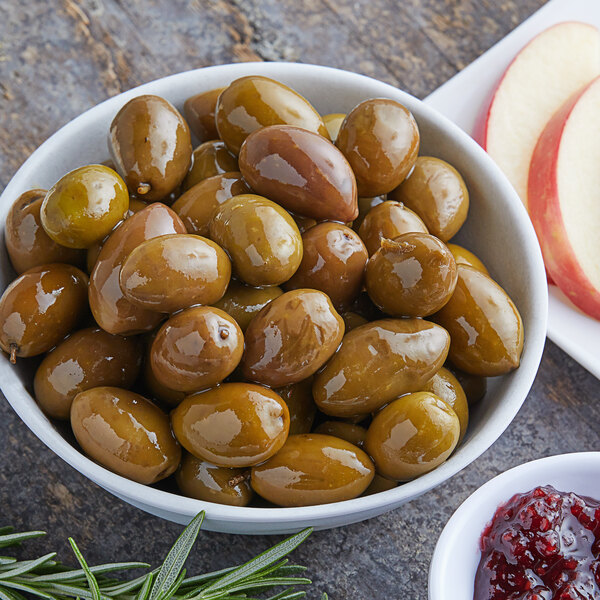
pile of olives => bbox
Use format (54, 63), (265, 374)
(0, 75), (524, 508)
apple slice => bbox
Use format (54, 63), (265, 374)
(528, 76), (600, 319)
(482, 21), (600, 210)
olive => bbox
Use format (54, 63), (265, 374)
(314, 421), (367, 447)
(350, 291), (384, 322)
(364, 392), (460, 481)
(365, 232), (458, 317)
(284, 223), (368, 310)
(181, 141), (239, 191)
(176, 453), (253, 507)
(0, 264), (88, 361)
(239, 125), (358, 222)
(89, 203), (186, 335)
(432, 265), (524, 376)
(171, 172), (249, 237)
(251, 434), (374, 507)
(389, 156), (469, 241)
(341, 311), (368, 332)
(41, 165), (129, 249)
(322, 113), (346, 142)
(183, 88), (225, 143)
(209, 194), (303, 287)
(34, 327), (142, 420)
(363, 474), (397, 496)
(290, 213), (317, 234)
(447, 243), (489, 274)
(70, 386), (181, 484)
(275, 378), (317, 435)
(212, 280), (283, 332)
(358, 200), (428, 256)
(5, 190), (84, 273)
(353, 195), (386, 232)
(109, 95), (192, 201)
(313, 318), (450, 417)
(215, 75), (329, 154)
(151, 306), (243, 392)
(242, 289), (345, 387)
(446, 364), (487, 406)
(120, 234), (231, 313)
(171, 383), (290, 467)
(336, 99), (420, 196)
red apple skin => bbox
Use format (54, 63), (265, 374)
(528, 77), (600, 319)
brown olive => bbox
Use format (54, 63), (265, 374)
(71, 386), (181, 484)
(171, 383), (290, 467)
(365, 232), (458, 317)
(363, 474), (397, 496)
(215, 75), (329, 154)
(289, 213), (318, 234)
(275, 378), (317, 435)
(341, 311), (368, 332)
(0, 264), (88, 361)
(242, 289), (345, 387)
(314, 421), (367, 447)
(446, 364), (487, 406)
(183, 88), (225, 143)
(336, 99), (420, 196)
(239, 125), (358, 222)
(353, 195), (386, 232)
(432, 265), (524, 376)
(313, 318), (450, 417)
(251, 434), (374, 507)
(447, 243), (489, 274)
(322, 113), (346, 142)
(182, 141), (239, 191)
(389, 157), (469, 241)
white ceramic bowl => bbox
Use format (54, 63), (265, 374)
(0, 62), (548, 534)
(429, 452), (600, 600)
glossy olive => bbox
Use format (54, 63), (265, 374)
(446, 364), (487, 406)
(349, 291), (384, 321)
(109, 95), (192, 201)
(433, 265), (524, 376)
(215, 75), (329, 155)
(336, 99), (420, 196)
(314, 421), (367, 447)
(341, 311), (368, 332)
(0, 264), (88, 361)
(353, 195), (386, 232)
(209, 194), (303, 287)
(71, 386), (181, 484)
(365, 392), (460, 481)
(41, 165), (129, 249)
(284, 223), (368, 310)
(89, 203), (186, 335)
(242, 289), (345, 387)
(365, 232), (458, 317)
(322, 113), (346, 142)
(176, 453), (253, 507)
(290, 213), (317, 234)
(183, 88), (225, 142)
(275, 378), (317, 435)
(447, 243), (489, 274)
(172, 172), (249, 237)
(389, 156), (469, 241)
(182, 141), (238, 191)
(5, 190), (84, 273)
(251, 434), (374, 507)
(363, 474), (397, 496)
(358, 200), (428, 256)
(313, 318), (450, 417)
(239, 125), (358, 222)
(171, 383), (290, 467)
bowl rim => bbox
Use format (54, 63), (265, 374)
(0, 61), (549, 530)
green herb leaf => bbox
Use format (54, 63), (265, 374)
(68, 540), (101, 600)
(0, 532), (45, 549)
(134, 572), (154, 600)
(0, 554), (57, 580)
(33, 562), (150, 583)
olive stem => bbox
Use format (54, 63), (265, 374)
(9, 344), (17, 364)
(137, 182), (151, 195)
(228, 471), (250, 487)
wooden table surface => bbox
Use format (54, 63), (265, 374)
(2, 1), (599, 598)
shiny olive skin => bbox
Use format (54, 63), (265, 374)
(275, 378), (317, 435)
(242, 289), (345, 387)
(71, 386), (181, 484)
(120, 234), (231, 313)
(422, 367), (469, 442)
(6, 190), (84, 273)
(182, 141), (239, 191)
(212, 280), (283, 332)
(314, 421), (367, 447)
(389, 156), (469, 241)
(447, 243), (489, 274)
(313, 318), (450, 417)
(342, 311), (368, 332)
(365, 232), (458, 317)
(209, 194), (303, 287)
(171, 383), (290, 467)
(336, 99), (420, 196)
(239, 125), (358, 222)
(322, 113), (346, 142)
(176, 453), (253, 506)
(41, 165), (129, 249)
(183, 88), (225, 143)
(215, 75), (329, 155)
(251, 434), (374, 507)
(290, 213), (317, 234)
(433, 265), (524, 376)
(353, 195), (386, 232)
(109, 95), (192, 201)
(447, 364), (487, 406)
(284, 223), (368, 310)
(89, 203), (187, 335)
(0, 264), (88, 360)
(363, 474), (397, 496)
(172, 172), (249, 237)
(365, 392), (460, 481)
(358, 200), (428, 256)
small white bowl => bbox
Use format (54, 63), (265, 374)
(0, 62), (548, 534)
(429, 452), (600, 600)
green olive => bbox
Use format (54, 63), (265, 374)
(322, 113), (346, 142)
(314, 421), (367, 447)
(447, 243), (489, 274)
(341, 311), (368, 332)
(183, 88), (225, 143)
(274, 378), (317, 435)
(182, 141), (238, 191)
(446, 364), (487, 406)
(362, 474), (397, 496)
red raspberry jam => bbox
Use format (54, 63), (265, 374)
(474, 485), (600, 600)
